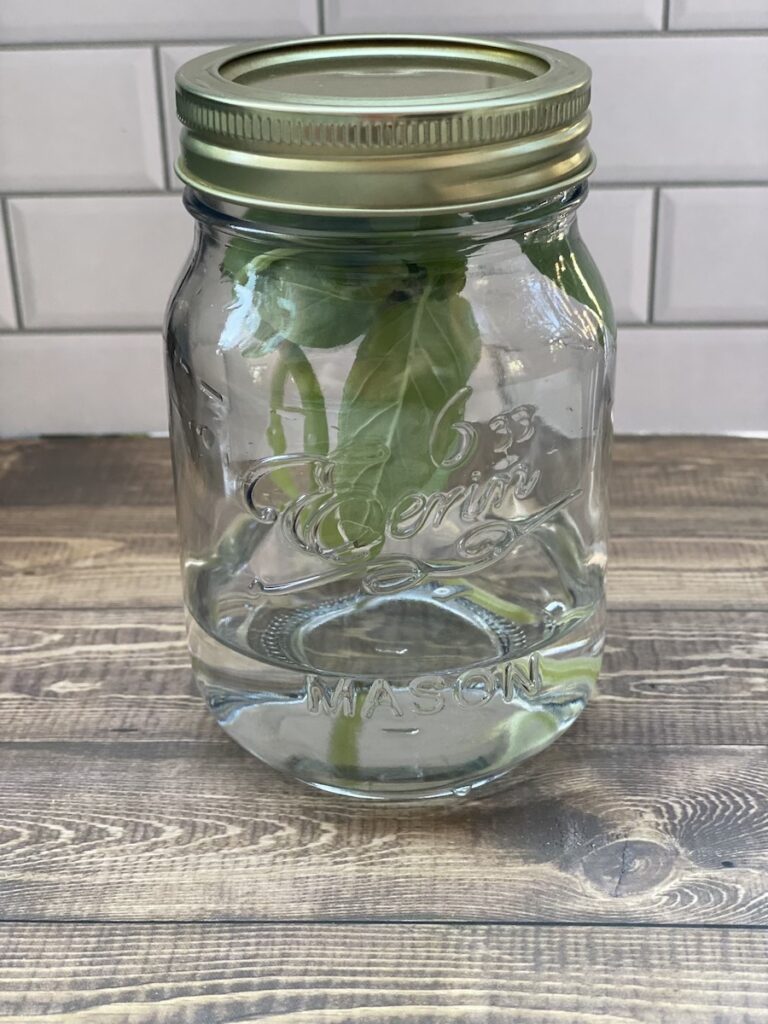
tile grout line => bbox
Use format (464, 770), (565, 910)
(0, 199), (25, 329)
(0, 326), (163, 337)
(2, 30), (768, 49)
(1, 183), (767, 202)
(647, 187), (662, 323)
(662, 0), (672, 31)
(590, 181), (768, 190)
(151, 45), (172, 192)
(2, 322), (768, 338)
(623, 320), (768, 329)
(0, 189), (173, 200)
(317, 0), (327, 34)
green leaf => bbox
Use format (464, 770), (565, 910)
(222, 241), (406, 355)
(219, 223), (477, 357)
(521, 224), (616, 339)
(221, 235), (270, 282)
(333, 285), (481, 546)
(255, 258), (382, 350)
(219, 233), (484, 563)
(218, 247), (298, 355)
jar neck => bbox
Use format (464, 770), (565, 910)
(184, 183), (588, 253)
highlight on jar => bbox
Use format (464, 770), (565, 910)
(165, 35), (615, 800)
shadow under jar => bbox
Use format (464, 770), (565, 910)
(166, 35), (615, 800)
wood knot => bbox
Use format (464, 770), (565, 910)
(580, 839), (677, 897)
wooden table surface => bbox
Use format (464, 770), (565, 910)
(0, 435), (766, 1022)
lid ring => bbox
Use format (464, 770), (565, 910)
(175, 34), (594, 215)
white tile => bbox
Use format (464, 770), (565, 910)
(9, 196), (193, 329)
(326, 0), (662, 32)
(0, 49), (164, 192)
(578, 189), (653, 324)
(0, 228), (17, 329)
(615, 328), (768, 434)
(670, 0), (768, 29)
(537, 36), (768, 183)
(160, 45), (226, 191)
(0, 0), (317, 43)
(655, 188), (768, 322)
(0, 333), (166, 437)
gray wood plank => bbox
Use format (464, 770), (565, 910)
(0, 741), (765, 924)
(1, 921), (767, 1023)
(1, 436), (766, 610)
(2, 435), (766, 513)
(1, 505), (766, 609)
(1, 608), (766, 746)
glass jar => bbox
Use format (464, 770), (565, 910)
(167, 36), (615, 799)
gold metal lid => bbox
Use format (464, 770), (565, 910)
(175, 35), (594, 216)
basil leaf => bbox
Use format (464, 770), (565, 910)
(220, 233), (483, 562)
(254, 258), (382, 350)
(334, 286), (481, 546)
(221, 235), (267, 281)
(521, 226), (615, 339)
(219, 247), (299, 355)
(222, 246), (405, 355)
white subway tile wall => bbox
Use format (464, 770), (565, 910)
(325, 0), (665, 33)
(0, 49), (165, 191)
(0, 333), (166, 436)
(669, 0), (768, 30)
(615, 328), (768, 434)
(535, 36), (768, 183)
(0, 1), (319, 44)
(655, 188), (768, 322)
(8, 196), (192, 328)
(1, 2), (766, 436)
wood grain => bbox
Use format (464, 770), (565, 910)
(1, 435), (766, 1022)
(3, 434), (766, 510)
(0, 506), (181, 610)
(1, 608), (766, 746)
(611, 436), (768, 504)
(0, 436), (174, 508)
(606, 537), (768, 609)
(1, 436), (767, 610)
(1, 510), (767, 611)
(0, 740), (765, 924)
(1, 921), (767, 1023)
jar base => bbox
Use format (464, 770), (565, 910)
(200, 687), (586, 801)
(189, 606), (602, 801)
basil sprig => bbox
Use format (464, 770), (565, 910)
(221, 239), (481, 557)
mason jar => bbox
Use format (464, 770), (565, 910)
(167, 35), (615, 800)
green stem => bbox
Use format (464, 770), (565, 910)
(269, 339), (329, 456)
(329, 698), (363, 775)
(453, 582), (538, 624)
(267, 340), (330, 499)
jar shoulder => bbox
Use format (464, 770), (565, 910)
(167, 217), (617, 360)
(517, 221), (616, 340)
